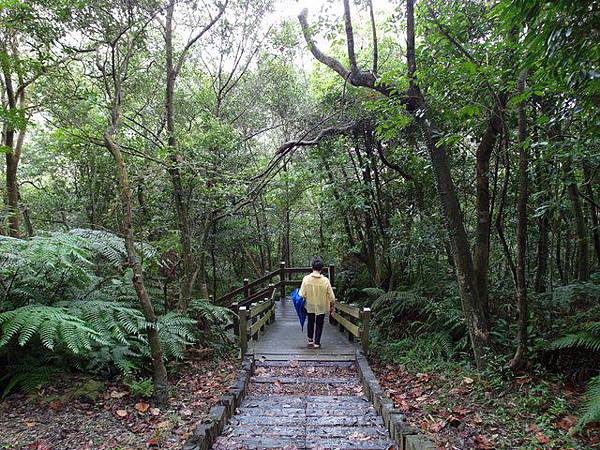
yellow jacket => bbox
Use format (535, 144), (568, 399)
(299, 272), (335, 315)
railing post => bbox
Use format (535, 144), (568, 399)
(261, 297), (269, 333)
(250, 302), (257, 339)
(279, 261), (286, 300)
(243, 278), (249, 303)
(271, 297), (276, 323)
(329, 287), (336, 324)
(361, 307), (371, 353)
(239, 306), (248, 357)
(267, 283), (275, 322)
(232, 302), (239, 336)
(329, 264), (335, 287)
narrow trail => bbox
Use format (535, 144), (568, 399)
(212, 299), (397, 449)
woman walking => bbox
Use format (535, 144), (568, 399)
(299, 258), (335, 348)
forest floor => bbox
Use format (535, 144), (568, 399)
(371, 358), (600, 449)
(0, 349), (237, 450)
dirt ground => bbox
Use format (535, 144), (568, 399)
(0, 351), (237, 450)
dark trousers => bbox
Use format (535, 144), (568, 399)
(307, 312), (325, 345)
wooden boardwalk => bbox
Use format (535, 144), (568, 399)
(250, 297), (357, 361)
(212, 298), (397, 449)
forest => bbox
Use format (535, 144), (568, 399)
(1, 0), (599, 449)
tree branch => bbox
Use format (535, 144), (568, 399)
(342, 0), (358, 73)
(298, 8), (391, 97)
(368, 0), (378, 74)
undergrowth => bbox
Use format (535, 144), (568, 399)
(0, 230), (234, 398)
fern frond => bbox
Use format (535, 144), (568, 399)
(579, 375), (600, 427)
(0, 306), (104, 354)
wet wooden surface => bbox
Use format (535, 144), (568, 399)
(250, 297), (357, 361)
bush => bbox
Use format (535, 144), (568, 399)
(0, 230), (200, 396)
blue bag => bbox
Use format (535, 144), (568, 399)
(291, 288), (306, 330)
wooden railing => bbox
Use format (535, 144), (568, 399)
(238, 285), (277, 356)
(217, 262), (358, 356)
(330, 301), (371, 352)
(218, 262), (335, 308)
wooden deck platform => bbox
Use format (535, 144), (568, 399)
(250, 297), (357, 361)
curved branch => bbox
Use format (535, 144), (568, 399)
(298, 8), (392, 97)
(276, 123), (355, 155)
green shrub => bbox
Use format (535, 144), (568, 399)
(0, 230), (201, 396)
(125, 377), (154, 398)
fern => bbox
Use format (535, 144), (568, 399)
(1, 364), (60, 399)
(550, 320), (600, 428)
(550, 322), (600, 353)
(60, 300), (148, 344)
(0, 305), (105, 353)
(155, 312), (196, 360)
(579, 375), (600, 427)
(188, 298), (234, 326)
(361, 287), (386, 299)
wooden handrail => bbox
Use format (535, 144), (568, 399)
(219, 264), (336, 306)
(331, 301), (371, 353)
(249, 299), (272, 318)
(241, 283), (277, 307)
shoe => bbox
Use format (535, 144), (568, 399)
(307, 339), (314, 347)
(313, 344), (321, 349)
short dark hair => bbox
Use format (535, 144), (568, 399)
(311, 257), (324, 271)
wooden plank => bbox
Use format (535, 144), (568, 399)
(331, 311), (361, 337)
(285, 267), (331, 275)
(249, 300), (271, 318)
(253, 353), (355, 362)
(250, 309), (273, 336)
(335, 302), (361, 319)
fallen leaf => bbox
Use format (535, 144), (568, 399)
(48, 401), (63, 411)
(110, 390), (128, 399)
(116, 409), (128, 418)
(134, 402), (150, 413)
(536, 431), (550, 444)
(555, 415), (577, 431)
(463, 377), (474, 384)
(474, 434), (494, 449)
(150, 407), (161, 416)
(430, 420), (447, 432)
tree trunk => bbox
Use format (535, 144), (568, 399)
(406, 0), (488, 369)
(564, 159), (589, 281)
(534, 215), (549, 292)
(166, 3), (197, 312)
(104, 126), (169, 404)
(103, 36), (169, 401)
(473, 94), (506, 329)
(510, 70), (529, 369)
(582, 161), (600, 269)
